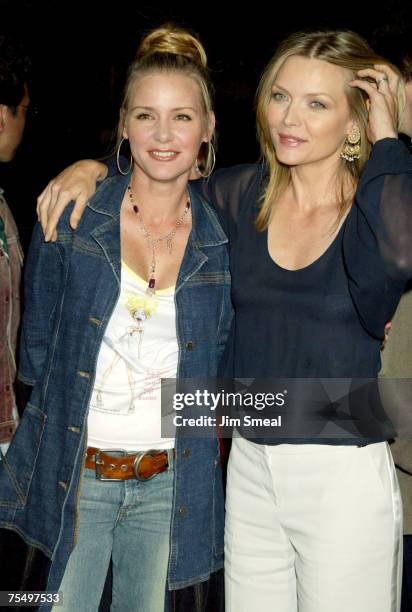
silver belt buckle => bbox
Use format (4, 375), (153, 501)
(94, 448), (127, 481)
(133, 450), (165, 482)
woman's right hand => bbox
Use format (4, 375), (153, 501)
(349, 64), (399, 144)
(37, 160), (108, 241)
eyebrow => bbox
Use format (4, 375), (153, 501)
(129, 105), (199, 112)
(272, 83), (334, 99)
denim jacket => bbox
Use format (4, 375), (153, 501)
(0, 190), (23, 445)
(0, 173), (233, 597)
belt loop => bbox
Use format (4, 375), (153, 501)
(167, 448), (175, 471)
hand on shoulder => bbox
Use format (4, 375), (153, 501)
(37, 160), (107, 241)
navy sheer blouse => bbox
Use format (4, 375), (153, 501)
(193, 138), (412, 444)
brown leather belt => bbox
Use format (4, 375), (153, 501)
(85, 447), (171, 481)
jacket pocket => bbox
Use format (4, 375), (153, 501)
(0, 403), (47, 508)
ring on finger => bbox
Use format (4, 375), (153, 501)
(376, 75), (389, 87)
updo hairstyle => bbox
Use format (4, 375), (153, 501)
(119, 24), (215, 176)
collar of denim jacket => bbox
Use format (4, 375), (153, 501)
(87, 172), (228, 249)
(187, 182), (228, 248)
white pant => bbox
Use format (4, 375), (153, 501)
(225, 436), (402, 612)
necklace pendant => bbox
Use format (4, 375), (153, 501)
(146, 277), (156, 296)
(166, 238), (173, 254)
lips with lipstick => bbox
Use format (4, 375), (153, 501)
(149, 150), (179, 160)
(278, 134), (307, 147)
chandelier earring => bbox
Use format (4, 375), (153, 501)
(341, 128), (361, 162)
(195, 140), (216, 178)
(116, 137), (133, 175)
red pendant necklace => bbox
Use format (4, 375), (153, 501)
(127, 184), (190, 296)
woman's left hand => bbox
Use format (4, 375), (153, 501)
(349, 64), (399, 143)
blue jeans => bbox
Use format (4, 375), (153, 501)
(55, 451), (174, 612)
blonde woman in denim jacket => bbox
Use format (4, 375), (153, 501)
(0, 26), (232, 612)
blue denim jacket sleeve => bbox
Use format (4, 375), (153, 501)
(18, 223), (65, 387)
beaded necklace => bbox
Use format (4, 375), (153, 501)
(127, 184), (190, 295)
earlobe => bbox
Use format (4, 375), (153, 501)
(349, 119), (360, 134)
(0, 105), (7, 132)
(207, 111), (216, 141)
(120, 109), (127, 140)
(349, 124), (361, 140)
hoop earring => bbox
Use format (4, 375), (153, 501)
(340, 128), (361, 162)
(116, 138), (132, 175)
(196, 141), (216, 178)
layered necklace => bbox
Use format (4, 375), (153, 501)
(127, 183), (191, 296)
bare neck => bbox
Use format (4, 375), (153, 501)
(128, 168), (190, 225)
(288, 158), (352, 211)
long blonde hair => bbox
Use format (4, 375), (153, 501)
(255, 30), (405, 231)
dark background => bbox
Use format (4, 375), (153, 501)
(1, 0), (411, 249)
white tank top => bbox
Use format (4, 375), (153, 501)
(87, 261), (177, 450)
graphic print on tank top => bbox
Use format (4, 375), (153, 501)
(89, 262), (178, 416)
